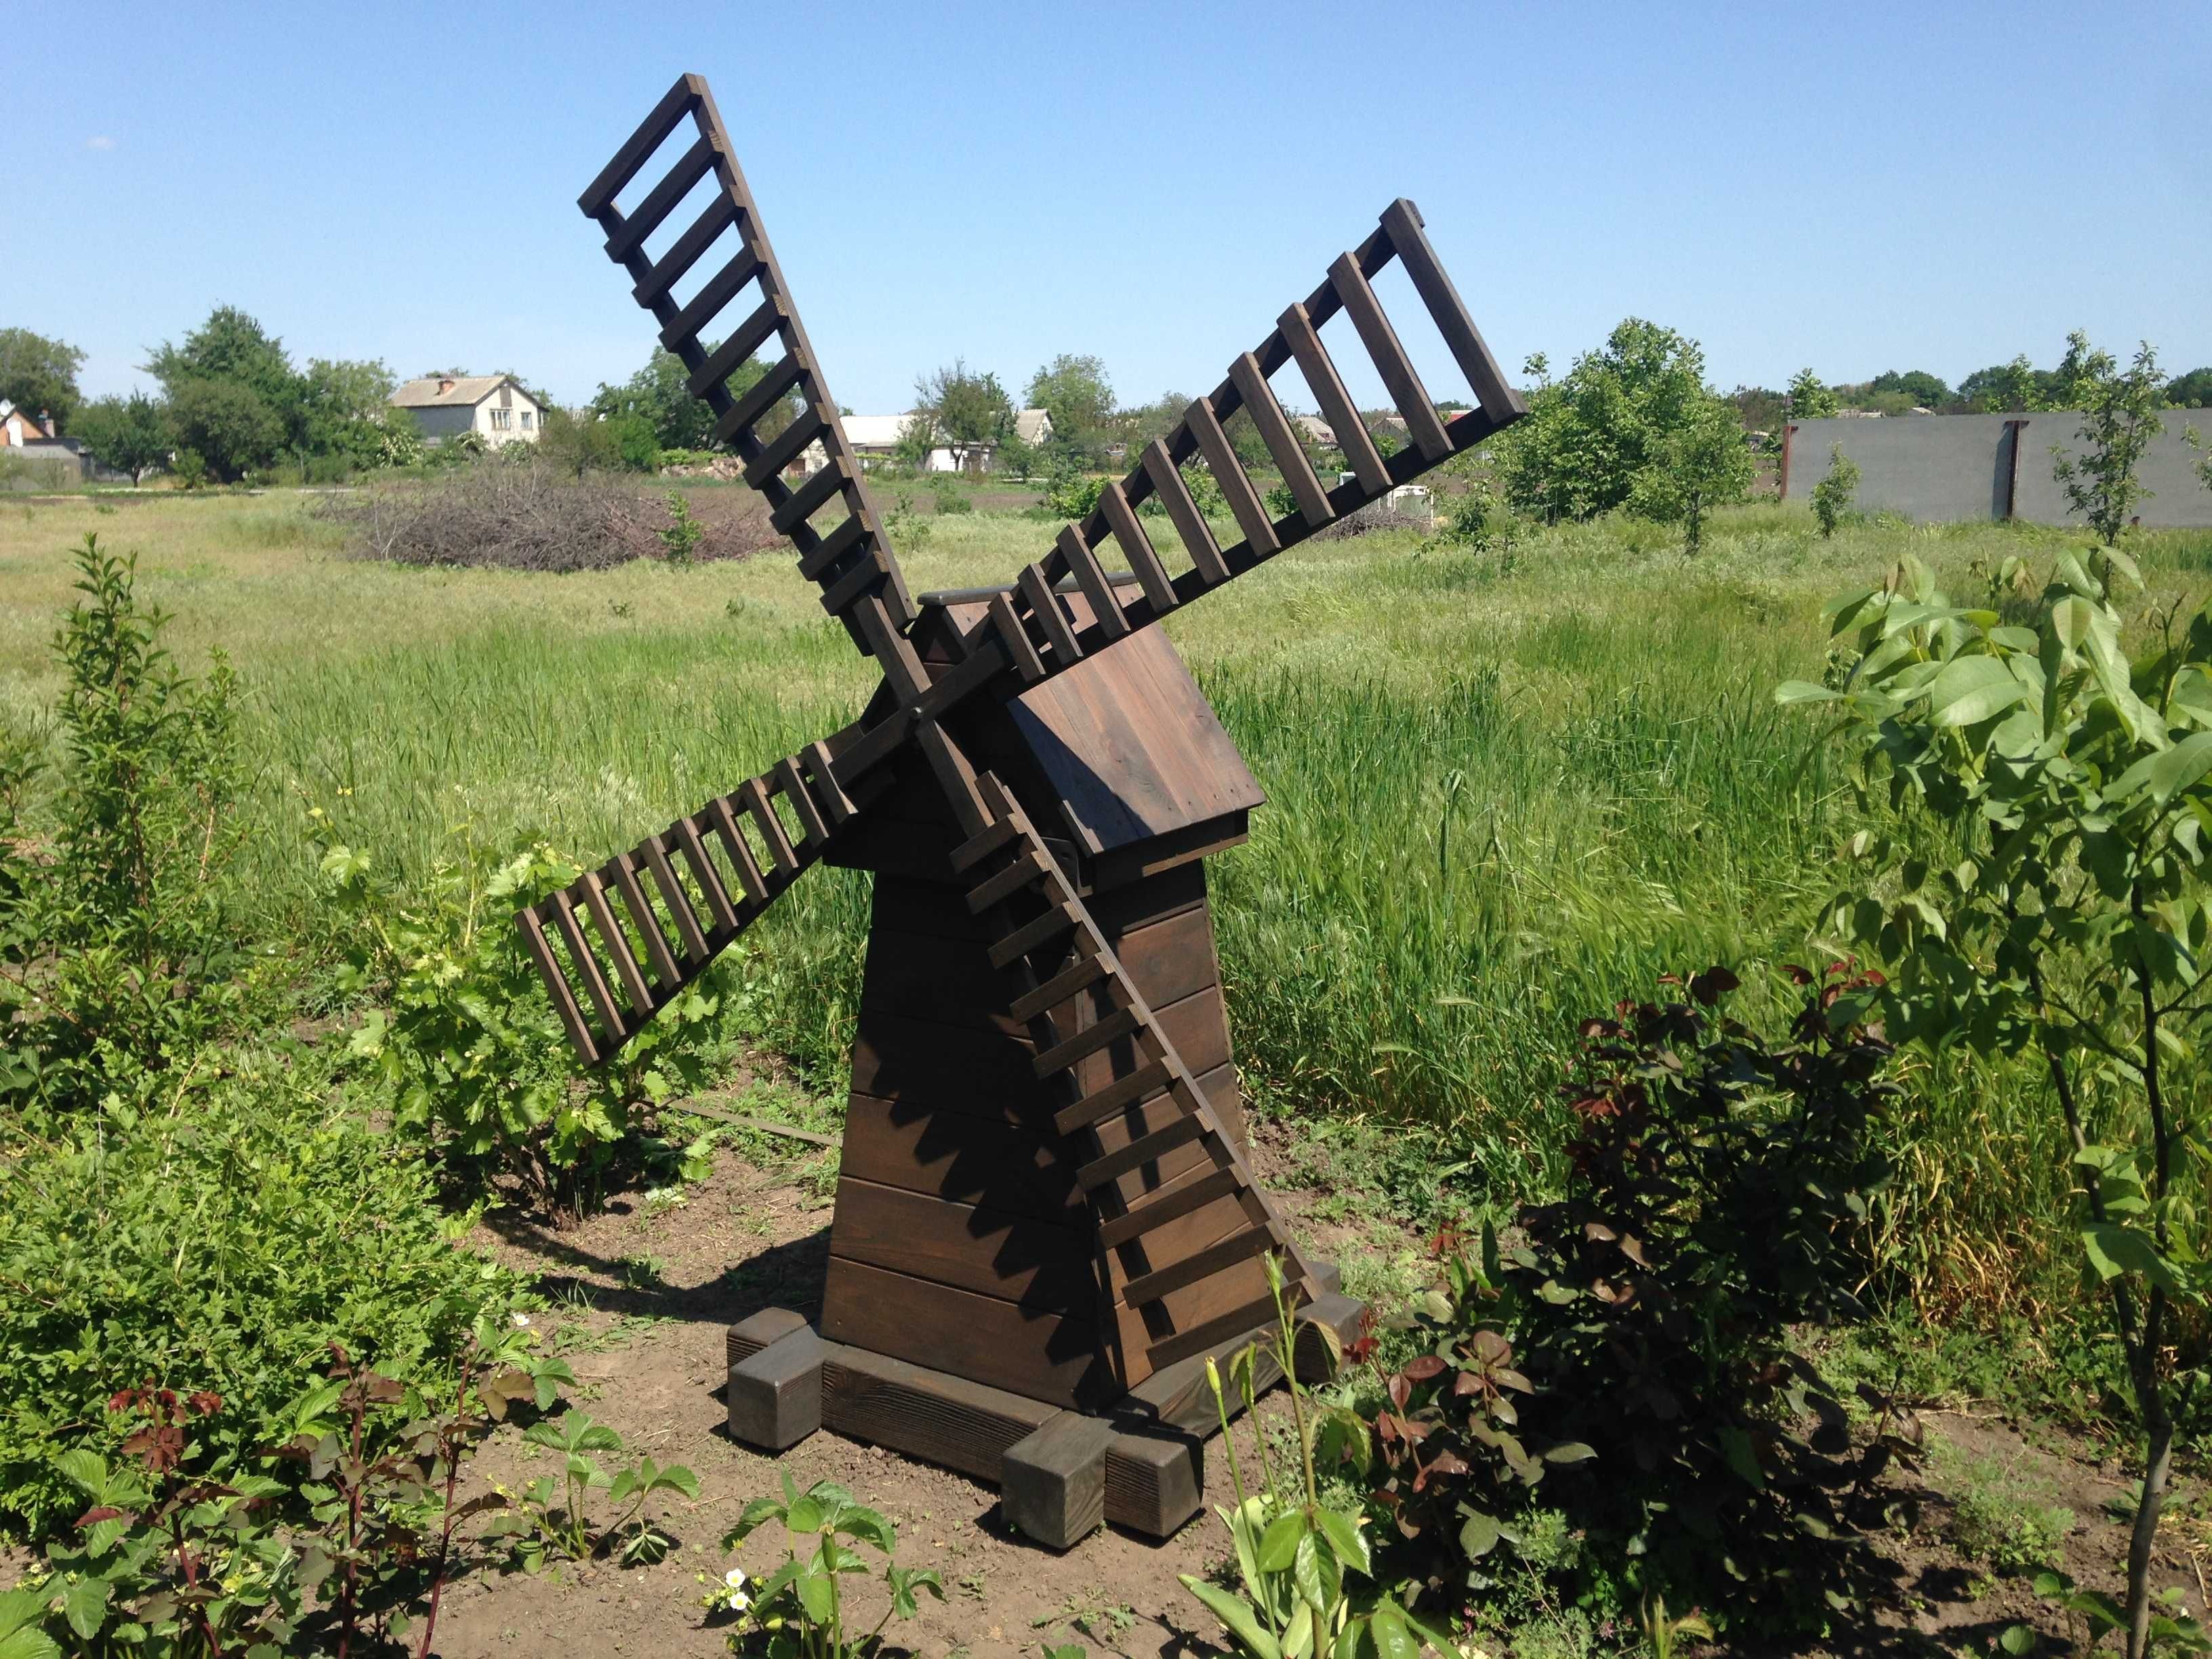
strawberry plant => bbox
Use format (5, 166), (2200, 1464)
(717, 1475), (943, 1658)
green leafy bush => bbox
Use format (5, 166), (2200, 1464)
(1811, 445), (1860, 537)
(714, 1475), (943, 1656)
(1353, 967), (1912, 1634)
(0, 535), (245, 1119)
(930, 485), (972, 516)
(1040, 466), (1105, 520)
(0, 1052), (523, 1543)
(310, 815), (726, 1210)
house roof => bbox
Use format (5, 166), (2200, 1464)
(388, 374), (530, 410)
(1014, 408), (1052, 445)
(1291, 414), (1334, 446)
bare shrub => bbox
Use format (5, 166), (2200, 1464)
(323, 462), (777, 572)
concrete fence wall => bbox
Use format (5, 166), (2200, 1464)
(1780, 411), (2212, 529)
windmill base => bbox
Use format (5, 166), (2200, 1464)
(724, 1271), (1365, 1549)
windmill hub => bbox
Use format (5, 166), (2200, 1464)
(522, 72), (1525, 1549)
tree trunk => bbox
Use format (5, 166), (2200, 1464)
(2125, 1378), (2175, 1658)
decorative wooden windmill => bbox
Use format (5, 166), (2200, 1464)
(519, 73), (1525, 1547)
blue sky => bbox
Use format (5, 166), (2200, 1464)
(8, 1), (2207, 415)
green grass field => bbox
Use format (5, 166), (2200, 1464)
(8, 488), (2209, 1313)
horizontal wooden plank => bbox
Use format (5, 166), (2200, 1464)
(1098, 1166), (1240, 1248)
(578, 74), (698, 216)
(849, 1012), (1040, 1116)
(819, 1340), (1059, 1485)
(826, 1177), (1092, 1311)
(837, 1092), (1080, 1223)
(1073, 981), (1231, 1098)
(1035, 1006), (1143, 1079)
(820, 1256), (1115, 1409)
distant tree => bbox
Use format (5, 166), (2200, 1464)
(1495, 317), (1736, 525)
(592, 344), (769, 452)
(1786, 368), (1840, 419)
(1959, 355), (2054, 412)
(1867, 369), (1951, 409)
(1730, 385), (1788, 434)
(1629, 394), (1755, 551)
(72, 392), (173, 484)
(2165, 367), (2212, 408)
(1810, 444), (1860, 537)
(912, 360), (1012, 457)
(2051, 337), (2165, 545)
(539, 407), (626, 476)
(145, 307), (300, 423)
(165, 377), (285, 481)
(298, 356), (399, 468)
(1123, 392), (1189, 450)
(0, 327), (86, 432)
(1025, 353), (1115, 462)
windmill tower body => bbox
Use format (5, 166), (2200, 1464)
(527, 70), (1526, 1548)
(821, 592), (1267, 1409)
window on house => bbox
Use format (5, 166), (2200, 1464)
(520, 411), (533, 430)
(489, 407), (513, 431)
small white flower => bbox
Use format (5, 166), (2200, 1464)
(511, 1312), (531, 1328)
(724, 1568), (747, 1590)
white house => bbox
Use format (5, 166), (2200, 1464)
(388, 374), (544, 447)
(0, 399), (54, 447)
(822, 407), (1056, 474)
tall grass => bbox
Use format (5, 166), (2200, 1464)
(6, 492), (2212, 1316)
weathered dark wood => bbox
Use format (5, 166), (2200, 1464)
(1056, 526), (1130, 642)
(632, 192), (737, 306)
(726, 1306), (812, 1370)
(838, 1092), (1082, 1223)
(1095, 481), (1177, 613)
(727, 1325), (827, 1450)
(1378, 198), (1523, 423)
(991, 901), (1082, 969)
(1326, 251), (1450, 461)
(819, 1342), (1061, 1485)
(1018, 565), (1083, 667)
(775, 757), (832, 845)
(1229, 352), (1331, 527)
(693, 297), (790, 401)
(1002, 1413), (1115, 1550)
(1103, 1427), (1204, 1538)
(638, 834), (709, 963)
(660, 249), (765, 351)
(518, 907), (599, 1064)
(1147, 1286), (1305, 1371)
(1122, 1224), (1272, 1309)
(1056, 1058), (1172, 1136)
(820, 1256), (1113, 1408)
(1139, 441), (1229, 584)
(1035, 1006), (1142, 1080)
(606, 853), (680, 986)
(1183, 395), (1279, 556)
(1278, 300), (1389, 494)
(577, 73), (699, 216)
(828, 1177), (1090, 1309)
(1080, 1115), (1204, 1191)
(990, 593), (1046, 683)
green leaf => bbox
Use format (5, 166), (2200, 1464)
(1181, 1576), (1282, 1659)
(1775, 680), (1844, 706)
(62, 1576), (110, 1641)
(784, 1496), (825, 1535)
(1543, 1441), (1597, 1465)
(1925, 655), (2027, 728)
(2053, 595), (2095, 647)
(1458, 1510), (1502, 1559)
(1314, 1507), (1370, 1577)
(1257, 1511), (1305, 1574)
(2081, 1222), (2186, 1293)
(795, 1568), (836, 1624)
(1999, 1624), (2036, 1656)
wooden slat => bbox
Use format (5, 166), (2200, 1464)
(1183, 396), (1279, 555)
(1033, 1006), (1143, 1080)
(549, 890), (627, 1042)
(1145, 1290), (1292, 1372)
(1326, 252), (1450, 461)
(604, 133), (717, 260)
(966, 849), (1049, 915)
(774, 758), (831, 846)
(1054, 1058), (1171, 1136)
(1140, 440), (1229, 584)
(743, 410), (827, 489)
(1098, 1166), (1242, 1248)
(1011, 954), (1111, 1024)
(1078, 1113), (1205, 1191)
(578, 75), (697, 216)
(804, 741), (856, 825)
(768, 450), (844, 532)
(990, 901), (1082, 970)
(1122, 1226), (1274, 1309)
(693, 801), (762, 912)
(1096, 481), (1176, 612)
(740, 777), (800, 873)
(950, 815), (1021, 875)
(638, 834), (709, 963)
(1057, 525), (1130, 641)
(1277, 300), (1389, 495)
(714, 351), (806, 449)
(689, 298), (787, 397)
(819, 545), (894, 618)
(1017, 565), (1083, 666)
(577, 872), (653, 1017)
(520, 905), (600, 1065)
(796, 513), (867, 582)
(1379, 198), (1521, 422)
(632, 193), (737, 306)
(606, 853), (681, 986)
(1229, 351), (1331, 527)
(989, 592), (1045, 682)
(658, 249), (764, 350)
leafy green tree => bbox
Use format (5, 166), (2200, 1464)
(1868, 369), (1952, 409)
(2050, 337), (2165, 545)
(0, 327), (85, 432)
(71, 392), (173, 484)
(1627, 395), (1754, 550)
(2165, 367), (2212, 408)
(911, 360), (1012, 455)
(1024, 352), (1114, 462)
(1494, 318), (1740, 527)
(1786, 368), (1840, 419)
(1809, 444), (1859, 537)
(1730, 385), (1788, 434)
(591, 344), (770, 452)
(166, 378), (285, 482)
(538, 407), (626, 476)
(1961, 355), (2055, 413)
(144, 307), (301, 428)
(298, 356), (401, 470)
(1779, 546), (2212, 1659)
